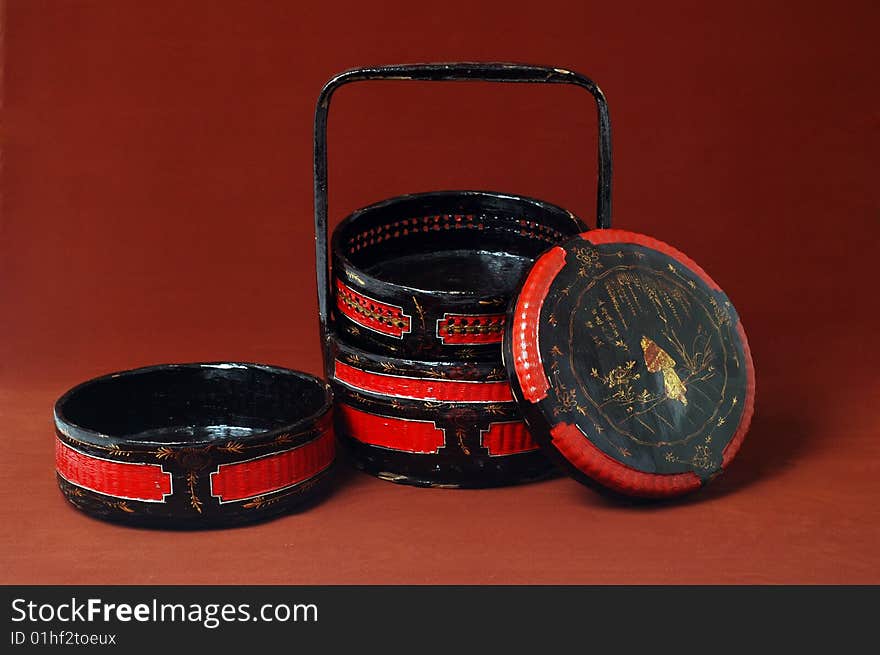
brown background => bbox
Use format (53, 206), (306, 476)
(1, 0), (878, 584)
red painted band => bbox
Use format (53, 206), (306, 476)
(337, 404), (446, 454)
(209, 430), (335, 503)
(515, 231), (756, 497)
(481, 421), (539, 456)
(334, 360), (514, 403)
(550, 423), (702, 498)
(55, 438), (173, 502)
(436, 313), (506, 345)
(511, 246), (566, 402)
(335, 279), (411, 338)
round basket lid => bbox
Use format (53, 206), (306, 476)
(504, 229), (755, 498)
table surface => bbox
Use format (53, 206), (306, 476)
(2, 0), (878, 584)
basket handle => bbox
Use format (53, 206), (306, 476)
(314, 62), (613, 354)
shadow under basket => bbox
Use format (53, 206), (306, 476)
(53, 363), (335, 528)
(331, 190), (586, 361)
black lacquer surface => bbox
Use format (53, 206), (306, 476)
(330, 336), (554, 488)
(54, 363), (334, 528)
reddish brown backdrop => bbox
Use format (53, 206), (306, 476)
(2, 0), (878, 584)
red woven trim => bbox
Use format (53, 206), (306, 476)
(337, 404), (445, 454)
(550, 423), (702, 498)
(581, 229), (722, 292)
(511, 246), (567, 402)
(436, 313), (506, 345)
(335, 279), (412, 338)
(209, 430), (334, 503)
(481, 421), (539, 456)
(721, 320), (756, 467)
(55, 438), (173, 502)
(334, 360), (513, 403)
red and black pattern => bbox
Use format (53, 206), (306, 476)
(56, 425), (334, 515)
(336, 404), (447, 454)
(480, 421), (538, 456)
(327, 191), (587, 360)
(436, 313), (506, 345)
(209, 429), (335, 503)
(330, 336), (550, 487)
(54, 363), (335, 527)
(312, 63), (616, 488)
(56, 439), (173, 502)
(337, 404), (538, 457)
(333, 359), (513, 403)
(505, 229), (755, 499)
(335, 278), (412, 338)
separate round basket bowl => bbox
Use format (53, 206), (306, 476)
(330, 191), (586, 361)
(54, 363), (334, 528)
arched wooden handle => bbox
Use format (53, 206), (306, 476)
(313, 62), (614, 360)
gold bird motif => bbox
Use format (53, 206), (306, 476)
(640, 336), (688, 405)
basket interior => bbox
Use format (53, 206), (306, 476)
(336, 193), (582, 293)
(59, 365), (327, 443)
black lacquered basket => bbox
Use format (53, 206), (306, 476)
(329, 334), (549, 487)
(316, 63), (612, 362)
(314, 63), (613, 487)
(54, 363), (335, 527)
(330, 190), (586, 360)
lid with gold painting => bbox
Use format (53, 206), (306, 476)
(503, 229), (755, 498)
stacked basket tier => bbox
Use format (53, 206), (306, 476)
(327, 191), (587, 487)
(330, 191), (586, 360)
(329, 337), (553, 487)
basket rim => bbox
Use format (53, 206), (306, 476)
(53, 362), (333, 448)
(330, 189), (586, 298)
